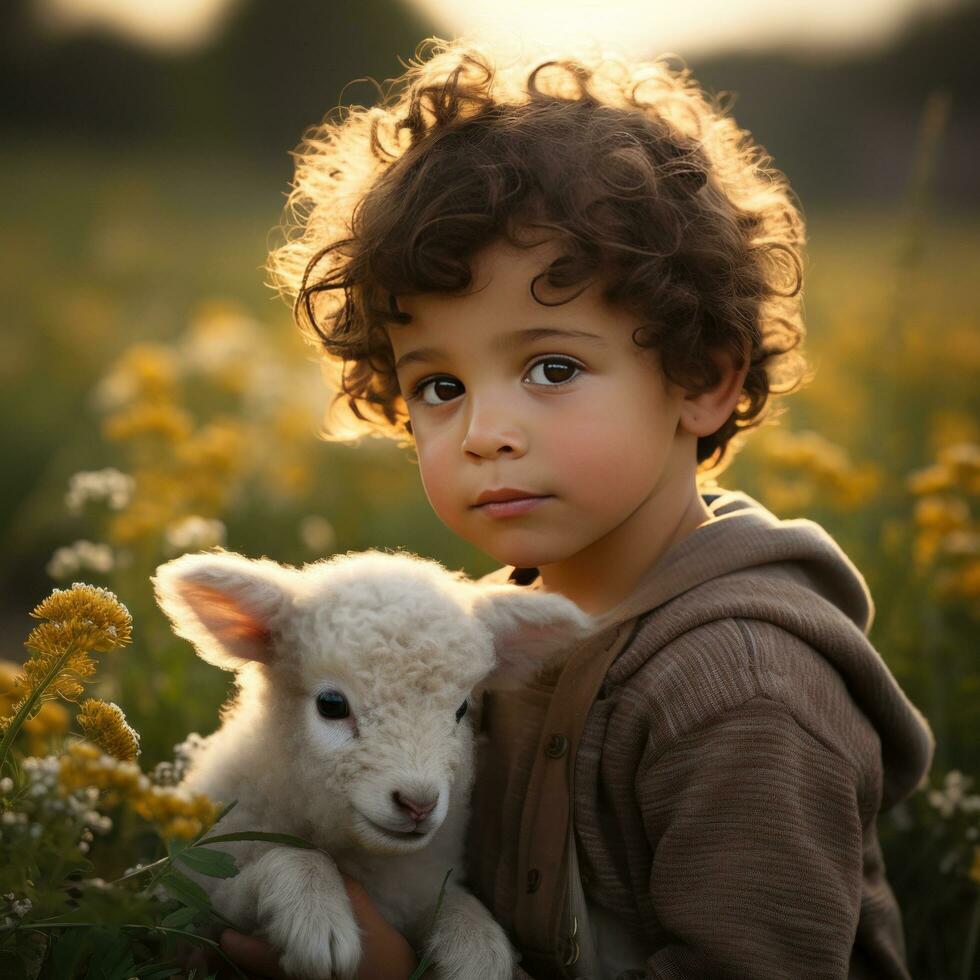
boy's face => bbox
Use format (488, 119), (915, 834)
(386, 235), (703, 577)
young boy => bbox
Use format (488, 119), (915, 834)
(220, 36), (934, 979)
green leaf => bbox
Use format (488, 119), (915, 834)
(82, 928), (135, 980)
(198, 831), (316, 849)
(158, 870), (213, 915)
(212, 799), (238, 824)
(160, 906), (198, 929)
(177, 847), (238, 879)
(40, 928), (90, 979)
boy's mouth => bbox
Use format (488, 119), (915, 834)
(473, 494), (553, 518)
(472, 487), (548, 507)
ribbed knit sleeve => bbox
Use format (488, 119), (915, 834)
(636, 695), (864, 980)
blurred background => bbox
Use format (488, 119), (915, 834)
(1, 1), (978, 974)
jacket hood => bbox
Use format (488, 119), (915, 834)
(494, 487), (935, 810)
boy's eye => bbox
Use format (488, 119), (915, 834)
(525, 357), (581, 386)
(409, 356), (581, 407)
(412, 376), (464, 406)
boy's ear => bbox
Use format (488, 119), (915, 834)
(469, 585), (596, 683)
(152, 550), (296, 671)
(678, 343), (751, 438)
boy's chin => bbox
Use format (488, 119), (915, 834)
(479, 541), (574, 572)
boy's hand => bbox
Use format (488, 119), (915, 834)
(200, 873), (420, 979)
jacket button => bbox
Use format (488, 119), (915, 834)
(545, 733), (569, 758)
(527, 868), (541, 893)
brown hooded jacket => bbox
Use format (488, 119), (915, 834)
(465, 488), (935, 980)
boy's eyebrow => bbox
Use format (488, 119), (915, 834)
(393, 327), (607, 372)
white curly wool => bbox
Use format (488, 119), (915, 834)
(152, 547), (594, 980)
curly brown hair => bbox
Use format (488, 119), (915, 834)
(267, 36), (812, 474)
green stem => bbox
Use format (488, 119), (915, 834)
(0, 645), (78, 774)
(108, 855), (172, 887)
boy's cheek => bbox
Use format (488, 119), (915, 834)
(415, 447), (464, 520)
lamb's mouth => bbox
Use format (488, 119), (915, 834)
(358, 811), (431, 840)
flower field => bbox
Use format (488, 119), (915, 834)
(0, 139), (977, 977)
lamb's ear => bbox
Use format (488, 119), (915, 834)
(469, 585), (596, 681)
(151, 550), (295, 671)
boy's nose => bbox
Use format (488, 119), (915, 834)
(461, 411), (526, 458)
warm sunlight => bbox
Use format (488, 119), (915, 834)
(402, 0), (961, 57)
(36, 0), (243, 50)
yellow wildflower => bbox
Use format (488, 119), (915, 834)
(76, 698), (140, 762)
(0, 660), (69, 755)
(96, 343), (181, 411)
(175, 419), (249, 477)
(1, 585), (132, 735)
(132, 783), (221, 840)
(958, 559), (980, 601)
(938, 442), (980, 489)
(914, 496), (971, 533)
(58, 740), (150, 807)
(906, 464), (956, 496)
(22, 702), (70, 756)
(942, 530), (980, 557)
(760, 477), (814, 516)
(103, 402), (194, 444)
(107, 497), (179, 545)
(31, 583), (132, 652)
(161, 816), (205, 840)
(913, 530), (941, 572)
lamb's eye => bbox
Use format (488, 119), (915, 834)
(316, 690), (350, 720)
(455, 700), (468, 724)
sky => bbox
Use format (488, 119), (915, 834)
(35, 0), (960, 56)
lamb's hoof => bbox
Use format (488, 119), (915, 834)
(266, 909), (362, 980)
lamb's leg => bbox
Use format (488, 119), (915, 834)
(420, 885), (516, 980)
(221, 845), (362, 980)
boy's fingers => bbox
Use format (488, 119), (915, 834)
(219, 928), (289, 979)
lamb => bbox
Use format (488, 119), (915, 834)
(151, 546), (594, 980)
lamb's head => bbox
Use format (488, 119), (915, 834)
(152, 548), (594, 856)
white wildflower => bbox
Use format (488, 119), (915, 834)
(46, 540), (115, 580)
(180, 309), (260, 374)
(299, 516), (336, 554)
(65, 468), (135, 515)
(960, 795), (980, 814)
(164, 516), (226, 556)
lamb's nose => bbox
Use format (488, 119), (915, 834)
(392, 790), (438, 822)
